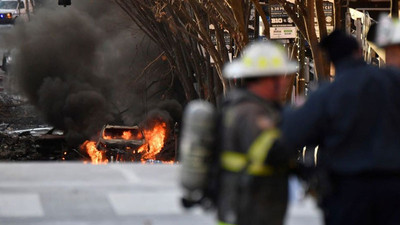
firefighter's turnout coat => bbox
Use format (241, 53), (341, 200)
(217, 88), (288, 225)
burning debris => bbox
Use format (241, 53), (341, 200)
(139, 118), (168, 161)
(82, 140), (108, 164)
(98, 125), (146, 154)
(82, 125), (145, 164)
(0, 89), (179, 162)
(81, 116), (175, 164)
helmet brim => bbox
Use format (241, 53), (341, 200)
(223, 60), (298, 79)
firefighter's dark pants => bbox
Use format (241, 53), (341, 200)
(321, 174), (400, 225)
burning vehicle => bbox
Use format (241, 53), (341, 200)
(95, 125), (146, 162)
(81, 119), (174, 164)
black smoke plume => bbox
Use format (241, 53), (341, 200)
(4, 0), (180, 146)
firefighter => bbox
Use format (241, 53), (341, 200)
(216, 41), (297, 225)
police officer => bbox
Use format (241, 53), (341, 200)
(217, 41), (297, 225)
(280, 30), (400, 225)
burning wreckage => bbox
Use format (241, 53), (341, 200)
(81, 121), (176, 164)
(0, 122), (177, 163)
(0, 95), (177, 163)
(0, 93), (177, 163)
(95, 125), (147, 162)
(0, 123), (176, 163)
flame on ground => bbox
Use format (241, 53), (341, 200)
(81, 140), (108, 164)
(80, 120), (169, 164)
(138, 121), (167, 161)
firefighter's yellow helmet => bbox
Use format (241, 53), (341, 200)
(223, 41), (297, 79)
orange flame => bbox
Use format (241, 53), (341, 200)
(122, 131), (132, 140)
(81, 140), (108, 164)
(138, 121), (168, 161)
(103, 130), (137, 140)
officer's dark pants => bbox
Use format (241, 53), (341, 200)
(321, 174), (400, 225)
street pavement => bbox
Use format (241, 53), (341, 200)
(0, 163), (322, 225)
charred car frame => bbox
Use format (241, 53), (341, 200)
(95, 125), (147, 162)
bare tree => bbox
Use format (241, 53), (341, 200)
(114, 0), (261, 103)
(114, 0), (332, 103)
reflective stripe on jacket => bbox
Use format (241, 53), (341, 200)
(221, 128), (280, 176)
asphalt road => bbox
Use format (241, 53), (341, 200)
(0, 163), (322, 225)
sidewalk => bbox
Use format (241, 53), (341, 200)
(0, 163), (321, 225)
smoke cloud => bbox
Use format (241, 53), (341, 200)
(3, 0), (180, 146)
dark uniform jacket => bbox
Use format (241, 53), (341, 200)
(217, 88), (287, 225)
(282, 58), (400, 175)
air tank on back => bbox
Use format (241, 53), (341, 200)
(179, 100), (217, 207)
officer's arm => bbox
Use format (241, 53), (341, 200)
(281, 89), (328, 151)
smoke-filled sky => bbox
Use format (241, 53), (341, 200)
(3, 0), (180, 146)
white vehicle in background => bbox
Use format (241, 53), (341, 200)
(0, 0), (34, 24)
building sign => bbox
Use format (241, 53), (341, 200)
(324, 0), (334, 33)
(262, 0), (334, 39)
(269, 2), (297, 39)
(315, 0), (335, 38)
